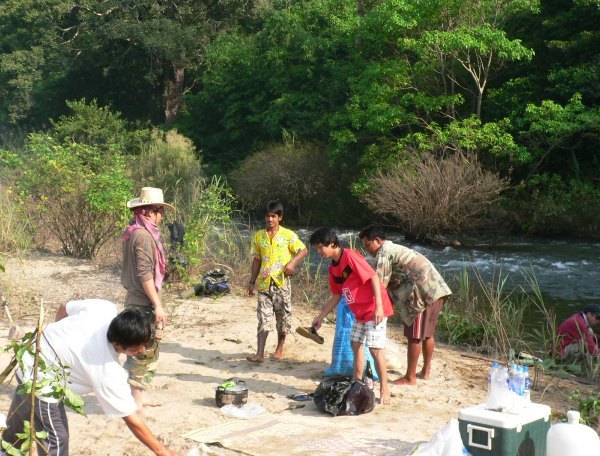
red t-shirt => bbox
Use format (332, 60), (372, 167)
(556, 312), (599, 356)
(328, 248), (394, 323)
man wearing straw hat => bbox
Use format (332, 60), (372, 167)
(122, 187), (175, 409)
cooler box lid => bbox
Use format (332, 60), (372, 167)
(458, 403), (551, 429)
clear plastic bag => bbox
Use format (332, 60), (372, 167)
(219, 402), (266, 419)
(409, 419), (471, 456)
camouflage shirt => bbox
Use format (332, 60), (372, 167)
(366, 240), (451, 325)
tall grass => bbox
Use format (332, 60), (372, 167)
(440, 264), (529, 360)
(0, 183), (33, 253)
(438, 264), (599, 382)
(520, 269), (599, 382)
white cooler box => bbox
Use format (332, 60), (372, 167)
(458, 403), (551, 456)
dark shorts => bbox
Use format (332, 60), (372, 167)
(2, 386), (69, 455)
(404, 298), (444, 340)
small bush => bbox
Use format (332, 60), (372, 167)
(131, 129), (204, 212)
(229, 138), (329, 222)
(568, 391), (600, 432)
(361, 152), (508, 242)
(17, 134), (132, 258)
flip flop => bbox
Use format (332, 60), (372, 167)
(296, 326), (324, 345)
(287, 393), (315, 401)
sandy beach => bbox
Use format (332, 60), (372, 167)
(0, 252), (595, 455)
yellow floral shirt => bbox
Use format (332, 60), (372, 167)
(251, 226), (306, 291)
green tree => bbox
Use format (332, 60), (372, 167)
(518, 94), (600, 180)
(0, 0), (258, 125)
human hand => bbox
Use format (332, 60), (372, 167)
(312, 316), (322, 330)
(373, 307), (384, 326)
(247, 282), (255, 297)
(283, 262), (296, 277)
(154, 304), (167, 326)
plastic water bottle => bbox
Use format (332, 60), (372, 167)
(491, 365), (509, 410)
(522, 366), (531, 405)
(508, 363), (517, 391)
(512, 366), (525, 412)
(486, 362), (499, 409)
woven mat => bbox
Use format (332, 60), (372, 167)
(183, 414), (417, 456)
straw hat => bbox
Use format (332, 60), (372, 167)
(127, 187), (175, 212)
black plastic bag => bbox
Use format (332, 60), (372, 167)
(313, 375), (375, 417)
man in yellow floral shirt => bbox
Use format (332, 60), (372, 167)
(247, 201), (307, 362)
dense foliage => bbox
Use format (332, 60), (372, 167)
(1, 0), (598, 237)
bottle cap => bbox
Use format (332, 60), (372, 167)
(567, 411), (581, 424)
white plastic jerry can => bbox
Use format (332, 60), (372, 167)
(546, 410), (600, 456)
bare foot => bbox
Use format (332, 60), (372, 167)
(417, 370), (430, 380)
(379, 388), (390, 405)
(271, 350), (284, 360)
(391, 376), (417, 386)
(246, 355), (265, 363)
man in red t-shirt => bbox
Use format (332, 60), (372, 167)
(310, 227), (394, 405)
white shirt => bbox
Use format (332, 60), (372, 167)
(18, 299), (137, 417)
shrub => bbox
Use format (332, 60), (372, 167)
(180, 177), (238, 275)
(229, 139), (329, 222)
(51, 99), (149, 155)
(131, 129), (204, 212)
(361, 152), (508, 242)
(17, 134), (132, 258)
(512, 174), (600, 238)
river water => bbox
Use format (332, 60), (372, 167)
(294, 228), (600, 324)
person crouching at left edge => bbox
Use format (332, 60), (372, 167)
(121, 187), (175, 410)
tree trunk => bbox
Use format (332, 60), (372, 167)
(357, 0), (364, 16)
(476, 88), (483, 119)
(164, 66), (185, 125)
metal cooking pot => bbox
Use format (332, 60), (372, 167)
(215, 380), (248, 408)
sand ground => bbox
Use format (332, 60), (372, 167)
(0, 252), (596, 455)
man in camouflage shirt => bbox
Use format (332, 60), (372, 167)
(359, 224), (451, 385)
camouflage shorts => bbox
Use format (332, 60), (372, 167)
(257, 279), (292, 335)
(124, 305), (160, 390)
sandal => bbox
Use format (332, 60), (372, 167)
(287, 393), (315, 402)
(296, 326), (324, 345)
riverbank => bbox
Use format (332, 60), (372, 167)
(0, 252), (597, 454)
